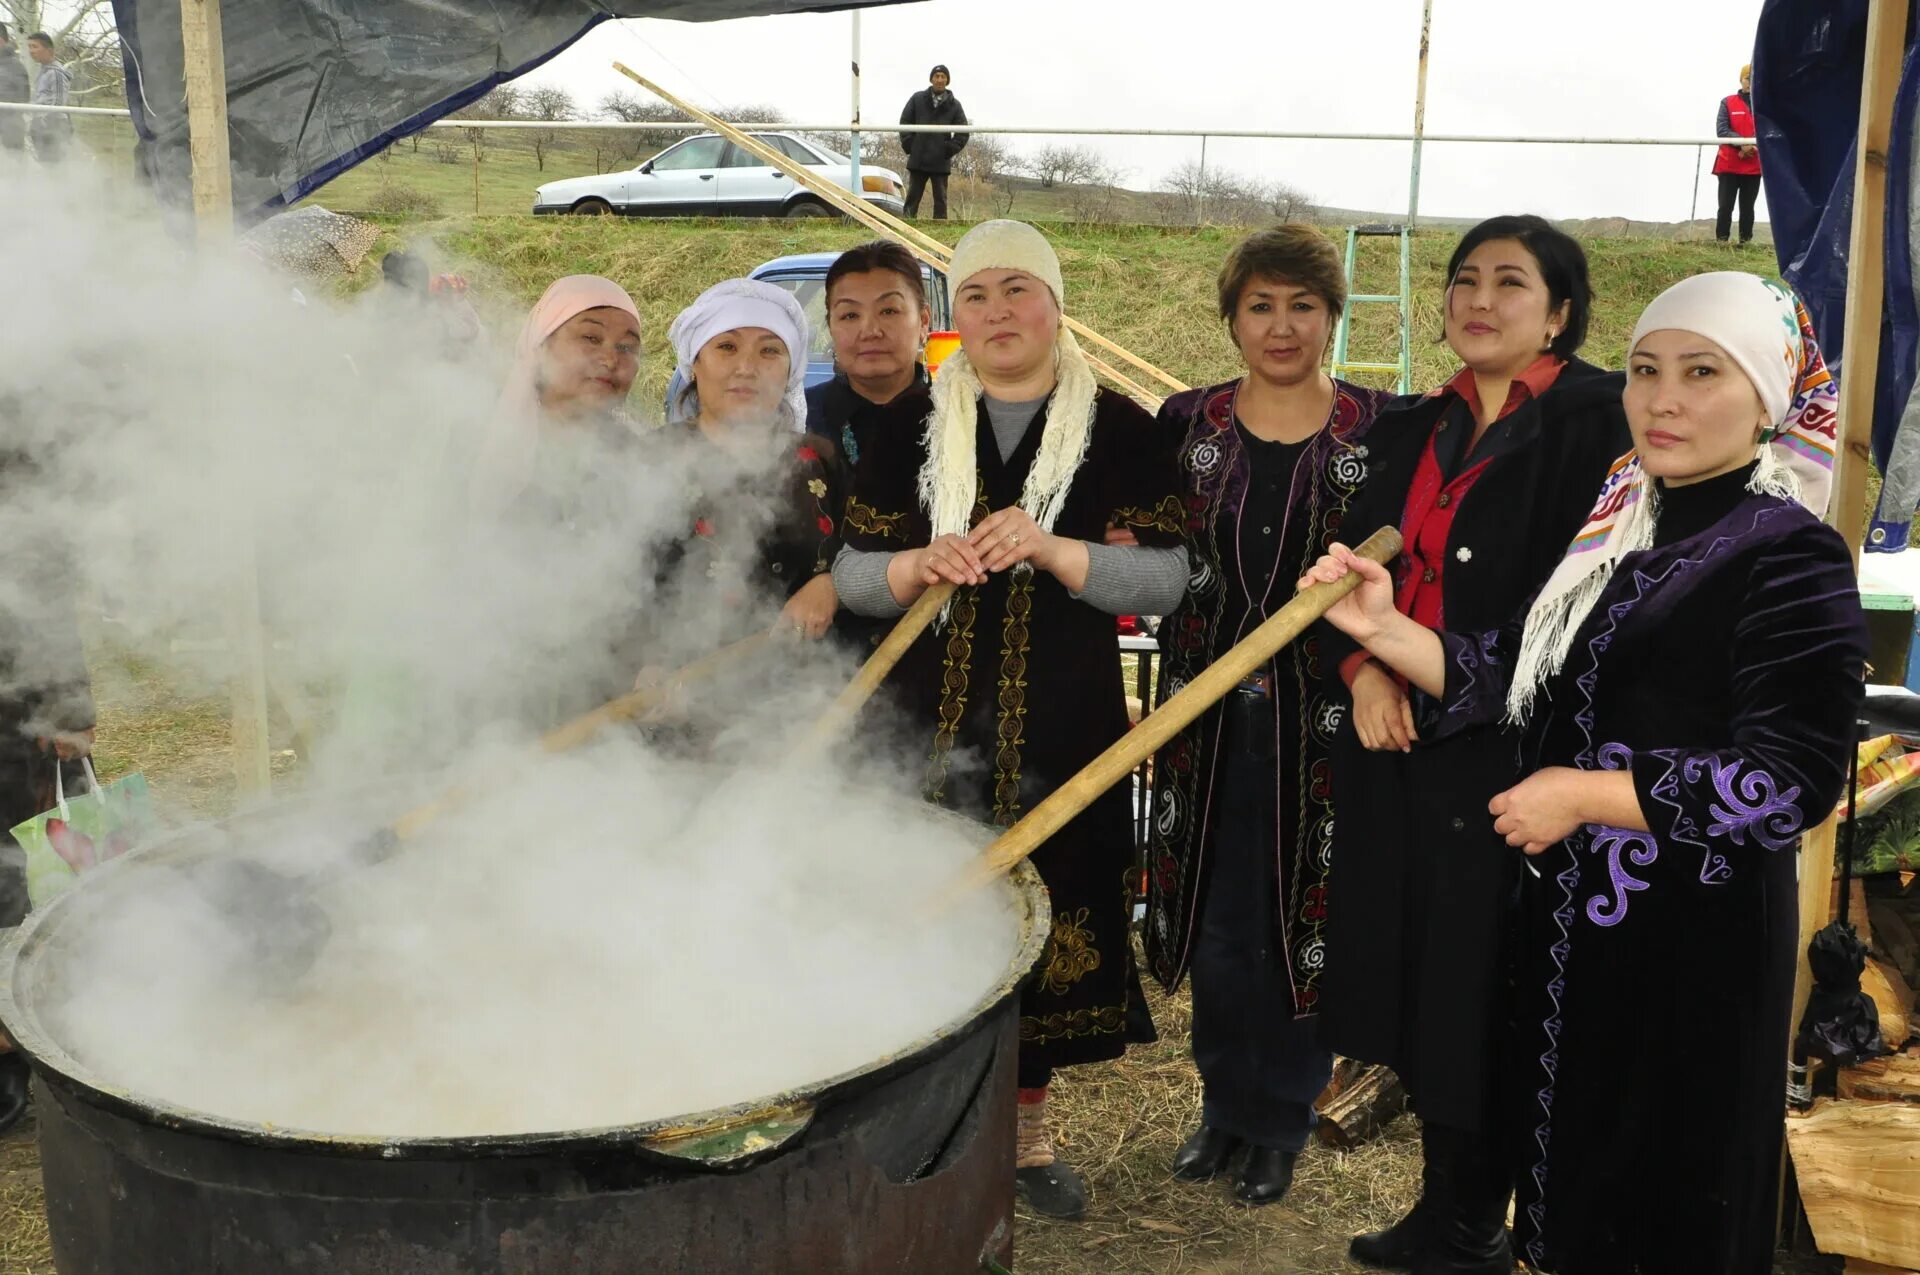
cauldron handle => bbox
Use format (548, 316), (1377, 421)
(947, 527), (1403, 898)
(638, 1099), (815, 1169)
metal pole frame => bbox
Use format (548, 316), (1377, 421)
(848, 12), (861, 193)
(1408, 0), (1434, 228)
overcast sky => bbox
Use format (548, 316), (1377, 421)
(517, 0), (1766, 224)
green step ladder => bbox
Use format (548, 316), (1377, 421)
(1330, 223), (1413, 394)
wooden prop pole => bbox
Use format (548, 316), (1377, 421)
(386, 630), (774, 843)
(944, 526), (1402, 897)
(180, 0), (272, 798)
(609, 64), (1189, 407)
(797, 581), (957, 755)
(1790, 0), (1910, 1074)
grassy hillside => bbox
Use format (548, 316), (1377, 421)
(353, 215), (1777, 409)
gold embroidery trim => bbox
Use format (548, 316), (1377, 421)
(990, 569), (1034, 827)
(1112, 493), (1185, 535)
(924, 484), (991, 804)
(844, 497), (908, 540)
(1019, 1006), (1127, 1044)
(1037, 907), (1101, 995)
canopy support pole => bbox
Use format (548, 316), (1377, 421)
(181, 0), (272, 799)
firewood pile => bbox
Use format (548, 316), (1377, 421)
(1789, 872), (1920, 1274)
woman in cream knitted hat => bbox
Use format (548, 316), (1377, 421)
(833, 220), (1189, 1220)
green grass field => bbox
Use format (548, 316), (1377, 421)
(349, 215), (1776, 410)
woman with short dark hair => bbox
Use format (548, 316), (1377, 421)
(1319, 214), (1631, 1273)
(1141, 223), (1394, 1207)
(806, 240), (933, 466)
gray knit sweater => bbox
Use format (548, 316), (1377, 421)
(832, 394), (1189, 619)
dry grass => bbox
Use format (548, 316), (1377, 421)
(1018, 963), (1422, 1275)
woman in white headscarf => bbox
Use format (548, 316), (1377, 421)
(1302, 273), (1864, 1275)
(654, 278), (848, 647)
(832, 220), (1189, 1220)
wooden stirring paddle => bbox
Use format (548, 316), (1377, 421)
(942, 527), (1403, 902)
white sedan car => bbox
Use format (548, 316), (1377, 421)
(532, 132), (907, 218)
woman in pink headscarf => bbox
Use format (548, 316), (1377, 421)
(469, 275), (644, 517)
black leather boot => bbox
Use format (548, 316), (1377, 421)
(1351, 1122), (1439, 1268)
(1232, 1145), (1298, 1205)
(0, 1053), (30, 1136)
(1411, 1125), (1511, 1275)
(1170, 1124), (1243, 1182)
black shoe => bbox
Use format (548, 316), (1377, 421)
(1232, 1145), (1298, 1206)
(1170, 1124), (1243, 1182)
(1017, 1160), (1089, 1221)
(0, 1054), (30, 1136)
(1350, 1199), (1431, 1269)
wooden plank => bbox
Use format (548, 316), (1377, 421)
(1838, 1052), (1920, 1104)
(1787, 1099), (1920, 1267)
(1844, 1260), (1920, 1274)
(1862, 956), (1915, 1053)
(1830, 0), (1911, 558)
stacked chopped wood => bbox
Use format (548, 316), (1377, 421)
(1312, 1057), (1406, 1149)
(1792, 874), (1920, 1272)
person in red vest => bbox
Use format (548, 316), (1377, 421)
(1714, 64), (1762, 245)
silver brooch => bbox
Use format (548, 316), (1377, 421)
(1355, 445), (1369, 459)
(1456, 546), (1473, 563)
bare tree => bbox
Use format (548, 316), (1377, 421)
(463, 84), (524, 121)
(953, 133), (1013, 184)
(1022, 143), (1101, 190)
(521, 85), (576, 172)
(1264, 178), (1314, 223)
(1062, 159), (1129, 223)
(1, 0), (121, 101)
(1163, 160), (1292, 226)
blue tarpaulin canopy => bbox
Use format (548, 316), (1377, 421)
(109, 0), (916, 223)
(1756, 0), (1920, 550)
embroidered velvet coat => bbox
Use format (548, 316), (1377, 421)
(1432, 477), (1865, 1274)
(1319, 358), (1632, 1133)
(1143, 378), (1394, 1010)
(649, 425), (849, 649)
(842, 385), (1186, 1070)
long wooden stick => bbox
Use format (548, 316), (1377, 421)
(946, 526), (1402, 895)
(797, 581), (957, 756)
(610, 63), (1188, 407)
(386, 631), (773, 842)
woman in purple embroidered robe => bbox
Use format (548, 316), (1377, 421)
(1302, 273), (1860, 1275)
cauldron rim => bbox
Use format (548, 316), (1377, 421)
(0, 796), (1050, 1160)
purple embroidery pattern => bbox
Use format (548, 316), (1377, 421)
(1446, 631), (1503, 718)
(1682, 753), (1803, 851)
(1584, 826), (1658, 926)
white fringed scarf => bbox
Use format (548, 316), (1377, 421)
(915, 220), (1100, 593)
(1504, 272), (1839, 724)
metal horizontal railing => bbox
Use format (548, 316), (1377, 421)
(0, 102), (1730, 148)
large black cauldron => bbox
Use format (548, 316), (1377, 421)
(0, 797), (1050, 1274)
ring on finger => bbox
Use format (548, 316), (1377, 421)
(1006, 531), (1020, 547)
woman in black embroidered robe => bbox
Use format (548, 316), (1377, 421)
(1305, 272), (1860, 1275)
(833, 220), (1187, 1220)
(1318, 217), (1631, 1272)
(1142, 226), (1393, 1206)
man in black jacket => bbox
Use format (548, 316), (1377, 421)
(897, 65), (967, 219)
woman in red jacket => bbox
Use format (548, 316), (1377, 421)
(1714, 64), (1762, 245)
